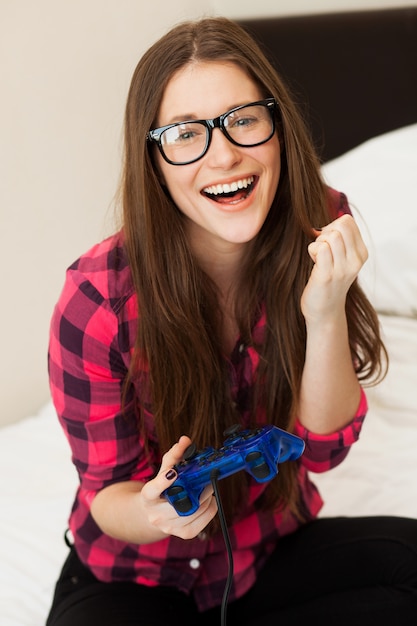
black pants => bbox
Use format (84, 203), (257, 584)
(46, 516), (417, 626)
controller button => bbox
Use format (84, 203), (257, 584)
(166, 485), (184, 496)
(174, 496), (194, 514)
(251, 463), (271, 479)
(205, 452), (223, 462)
(242, 432), (254, 440)
(246, 451), (262, 462)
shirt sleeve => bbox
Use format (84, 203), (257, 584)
(48, 262), (156, 495)
(293, 388), (368, 473)
(327, 186), (351, 220)
(293, 188), (367, 472)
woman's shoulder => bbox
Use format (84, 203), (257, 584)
(69, 231), (127, 274)
(65, 231), (135, 309)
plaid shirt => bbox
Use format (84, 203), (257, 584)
(48, 189), (367, 611)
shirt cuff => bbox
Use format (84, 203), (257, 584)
(293, 388), (368, 473)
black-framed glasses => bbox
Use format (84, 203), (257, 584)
(147, 98), (276, 166)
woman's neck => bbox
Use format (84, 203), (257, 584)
(189, 234), (246, 292)
(189, 235), (246, 355)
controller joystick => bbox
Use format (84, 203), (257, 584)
(164, 425), (305, 516)
(183, 442), (198, 461)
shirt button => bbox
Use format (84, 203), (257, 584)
(189, 558), (201, 570)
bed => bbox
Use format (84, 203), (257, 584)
(1, 7), (416, 625)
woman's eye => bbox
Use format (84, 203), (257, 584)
(230, 116), (256, 129)
(178, 130), (197, 141)
(237, 117), (252, 126)
(170, 125), (205, 143)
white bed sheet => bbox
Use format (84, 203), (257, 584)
(0, 404), (77, 626)
(313, 314), (417, 519)
(1, 315), (416, 626)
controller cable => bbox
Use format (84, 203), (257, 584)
(211, 470), (234, 626)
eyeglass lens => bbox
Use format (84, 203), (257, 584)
(160, 103), (274, 165)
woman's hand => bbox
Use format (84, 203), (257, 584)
(297, 214), (367, 434)
(139, 436), (218, 541)
(301, 214), (368, 324)
(91, 436), (218, 545)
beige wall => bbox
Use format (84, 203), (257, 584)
(1, 0), (416, 426)
(0, 0), (211, 426)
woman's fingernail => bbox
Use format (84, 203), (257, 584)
(165, 469), (177, 481)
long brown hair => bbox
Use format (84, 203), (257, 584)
(121, 17), (387, 526)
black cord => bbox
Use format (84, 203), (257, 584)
(211, 470), (234, 626)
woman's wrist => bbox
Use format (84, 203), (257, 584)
(91, 481), (169, 546)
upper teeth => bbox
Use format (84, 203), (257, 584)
(203, 176), (254, 196)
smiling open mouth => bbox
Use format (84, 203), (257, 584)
(202, 176), (257, 204)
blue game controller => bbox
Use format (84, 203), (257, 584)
(163, 424), (305, 516)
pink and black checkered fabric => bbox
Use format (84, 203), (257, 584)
(48, 189), (367, 611)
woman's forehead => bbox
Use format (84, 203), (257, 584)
(157, 61), (262, 126)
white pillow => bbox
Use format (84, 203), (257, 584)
(322, 124), (417, 317)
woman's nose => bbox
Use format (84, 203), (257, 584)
(205, 128), (242, 169)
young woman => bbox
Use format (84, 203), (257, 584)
(46, 16), (417, 626)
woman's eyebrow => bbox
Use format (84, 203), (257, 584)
(163, 101), (249, 126)
(163, 113), (200, 125)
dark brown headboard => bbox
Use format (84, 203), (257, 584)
(238, 7), (417, 161)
